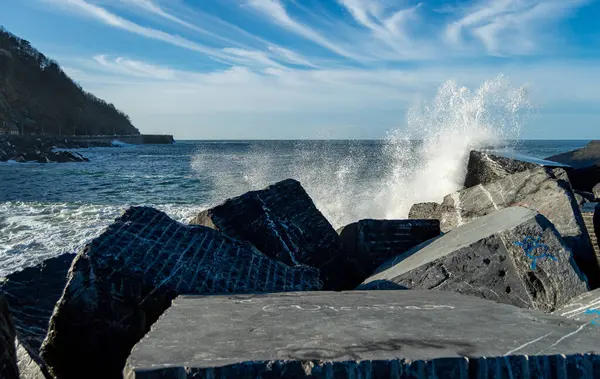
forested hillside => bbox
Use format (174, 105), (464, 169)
(0, 26), (139, 136)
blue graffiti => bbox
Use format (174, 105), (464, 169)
(514, 235), (556, 270)
(584, 309), (600, 325)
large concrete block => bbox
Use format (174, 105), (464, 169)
(359, 207), (588, 312)
(0, 294), (19, 379)
(40, 206), (322, 379)
(555, 289), (600, 326)
(124, 291), (600, 379)
(338, 219), (440, 283)
(190, 179), (355, 290)
(1, 253), (74, 379)
(409, 167), (600, 288)
(464, 150), (569, 188)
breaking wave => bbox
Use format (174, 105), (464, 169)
(191, 75), (531, 228)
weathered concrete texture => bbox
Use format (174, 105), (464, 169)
(40, 206), (322, 379)
(1, 254), (74, 379)
(338, 219), (440, 281)
(409, 167), (600, 288)
(359, 207), (588, 312)
(190, 179), (354, 290)
(581, 203), (600, 269)
(464, 150), (569, 188)
(546, 140), (600, 169)
(554, 289), (600, 326)
(124, 291), (600, 379)
(0, 294), (19, 379)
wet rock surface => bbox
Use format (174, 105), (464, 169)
(0, 294), (19, 379)
(40, 206), (322, 379)
(464, 150), (569, 188)
(124, 291), (600, 379)
(359, 207), (588, 312)
(190, 179), (355, 290)
(0, 135), (92, 163)
(409, 167), (600, 288)
(338, 219), (440, 282)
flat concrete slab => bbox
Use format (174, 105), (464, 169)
(359, 207), (588, 312)
(555, 289), (600, 326)
(124, 291), (600, 379)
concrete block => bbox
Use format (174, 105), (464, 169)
(124, 291), (600, 379)
(40, 206), (321, 379)
(359, 206), (588, 312)
(190, 179), (355, 290)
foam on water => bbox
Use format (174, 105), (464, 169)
(0, 202), (205, 277)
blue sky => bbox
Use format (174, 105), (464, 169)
(1, 0), (599, 139)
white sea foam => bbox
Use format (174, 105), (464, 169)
(0, 202), (206, 277)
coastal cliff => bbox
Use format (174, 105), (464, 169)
(0, 27), (139, 136)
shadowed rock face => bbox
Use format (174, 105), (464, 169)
(0, 294), (19, 379)
(545, 141), (600, 192)
(40, 206), (322, 379)
(464, 150), (568, 188)
(190, 179), (355, 290)
(338, 219), (441, 283)
(1, 253), (74, 379)
(360, 207), (588, 313)
(124, 291), (600, 379)
(409, 167), (600, 288)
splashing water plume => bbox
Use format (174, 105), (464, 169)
(192, 75), (531, 228)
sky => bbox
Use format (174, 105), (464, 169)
(1, 0), (599, 139)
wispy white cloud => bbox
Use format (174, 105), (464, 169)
(245, 0), (362, 60)
(446, 0), (590, 56)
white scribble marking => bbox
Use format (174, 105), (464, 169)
(504, 333), (551, 355)
(550, 324), (587, 347)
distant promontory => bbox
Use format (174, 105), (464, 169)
(0, 26), (139, 137)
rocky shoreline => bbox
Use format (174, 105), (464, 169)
(1, 141), (600, 379)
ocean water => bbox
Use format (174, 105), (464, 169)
(0, 77), (591, 276)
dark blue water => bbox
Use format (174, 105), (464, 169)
(0, 139), (590, 276)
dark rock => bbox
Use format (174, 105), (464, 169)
(359, 206), (588, 312)
(15, 156), (25, 163)
(338, 219), (440, 281)
(40, 206), (322, 379)
(576, 191), (596, 205)
(581, 203), (600, 271)
(546, 140), (600, 169)
(0, 294), (19, 379)
(464, 150), (569, 188)
(409, 167), (600, 288)
(566, 164), (600, 193)
(594, 184), (600, 201)
(1, 254), (75, 353)
(190, 179), (354, 290)
(554, 289), (600, 325)
(123, 291), (600, 379)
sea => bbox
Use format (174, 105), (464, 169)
(0, 77), (593, 277)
